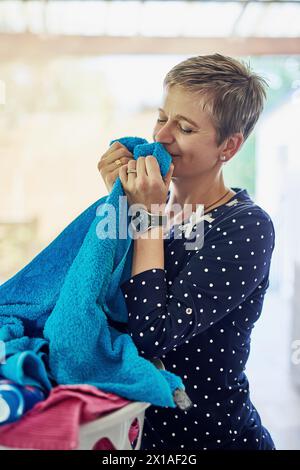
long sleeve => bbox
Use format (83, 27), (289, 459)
(120, 207), (275, 360)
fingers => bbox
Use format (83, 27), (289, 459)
(99, 148), (172, 194)
(97, 152), (134, 175)
(118, 162), (129, 187)
(110, 164), (127, 183)
(136, 156), (147, 178)
(163, 164), (174, 188)
(98, 142), (133, 170)
(106, 156), (133, 174)
(99, 149), (133, 170)
(144, 155), (161, 180)
(127, 158), (138, 183)
(107, 141), (128, 157)
(107, 141), (132, 161)
(97, 142), (132, 193)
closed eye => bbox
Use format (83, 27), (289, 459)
(156, 119), (193, 134)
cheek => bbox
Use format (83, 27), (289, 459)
(178, 138), (198, 157)
(180, 140), (214, 165)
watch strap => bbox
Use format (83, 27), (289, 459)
(130, 208), (167, 233)
(148, 212), (167, 228)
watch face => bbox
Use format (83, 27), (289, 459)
(131, 209), (148, 233)
(130, 208), (167, 234)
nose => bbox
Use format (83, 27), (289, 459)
(153, 122), (175, 144)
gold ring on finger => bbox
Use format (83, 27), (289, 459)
(115, 159), (122, 167)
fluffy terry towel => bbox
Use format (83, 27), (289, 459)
(0, 137), (189, 409)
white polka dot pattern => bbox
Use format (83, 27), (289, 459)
(120, 189), (276, 450)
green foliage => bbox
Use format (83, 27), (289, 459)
(223, 133), (256, 197)
(223, 55), (300, 196)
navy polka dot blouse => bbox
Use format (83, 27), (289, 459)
(120, 187), (276, 450)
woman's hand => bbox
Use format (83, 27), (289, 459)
(97, 141), (134, 193)
(119, 156), (174, 214)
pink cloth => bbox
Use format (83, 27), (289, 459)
(0, 384), (137, 450)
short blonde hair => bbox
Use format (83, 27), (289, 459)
(163, 53), (268, 145)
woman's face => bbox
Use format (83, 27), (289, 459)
(153, 85), (223, 178)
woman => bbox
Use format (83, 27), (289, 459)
(98, 53), (276, 450)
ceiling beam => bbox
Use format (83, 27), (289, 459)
(0, 33), (299, 60)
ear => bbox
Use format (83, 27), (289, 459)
(220, 132), (244, 162)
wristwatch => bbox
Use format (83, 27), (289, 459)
(130, 207), (168, 234)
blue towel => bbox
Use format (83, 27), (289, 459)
(0, 137), (187, 408)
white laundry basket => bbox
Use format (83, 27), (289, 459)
(0, 401), (151, 451)
(78, 401), (151, 450)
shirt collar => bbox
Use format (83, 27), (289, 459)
(166, 187), (253, 207)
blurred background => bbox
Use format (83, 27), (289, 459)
(0, 0), (300, 449)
